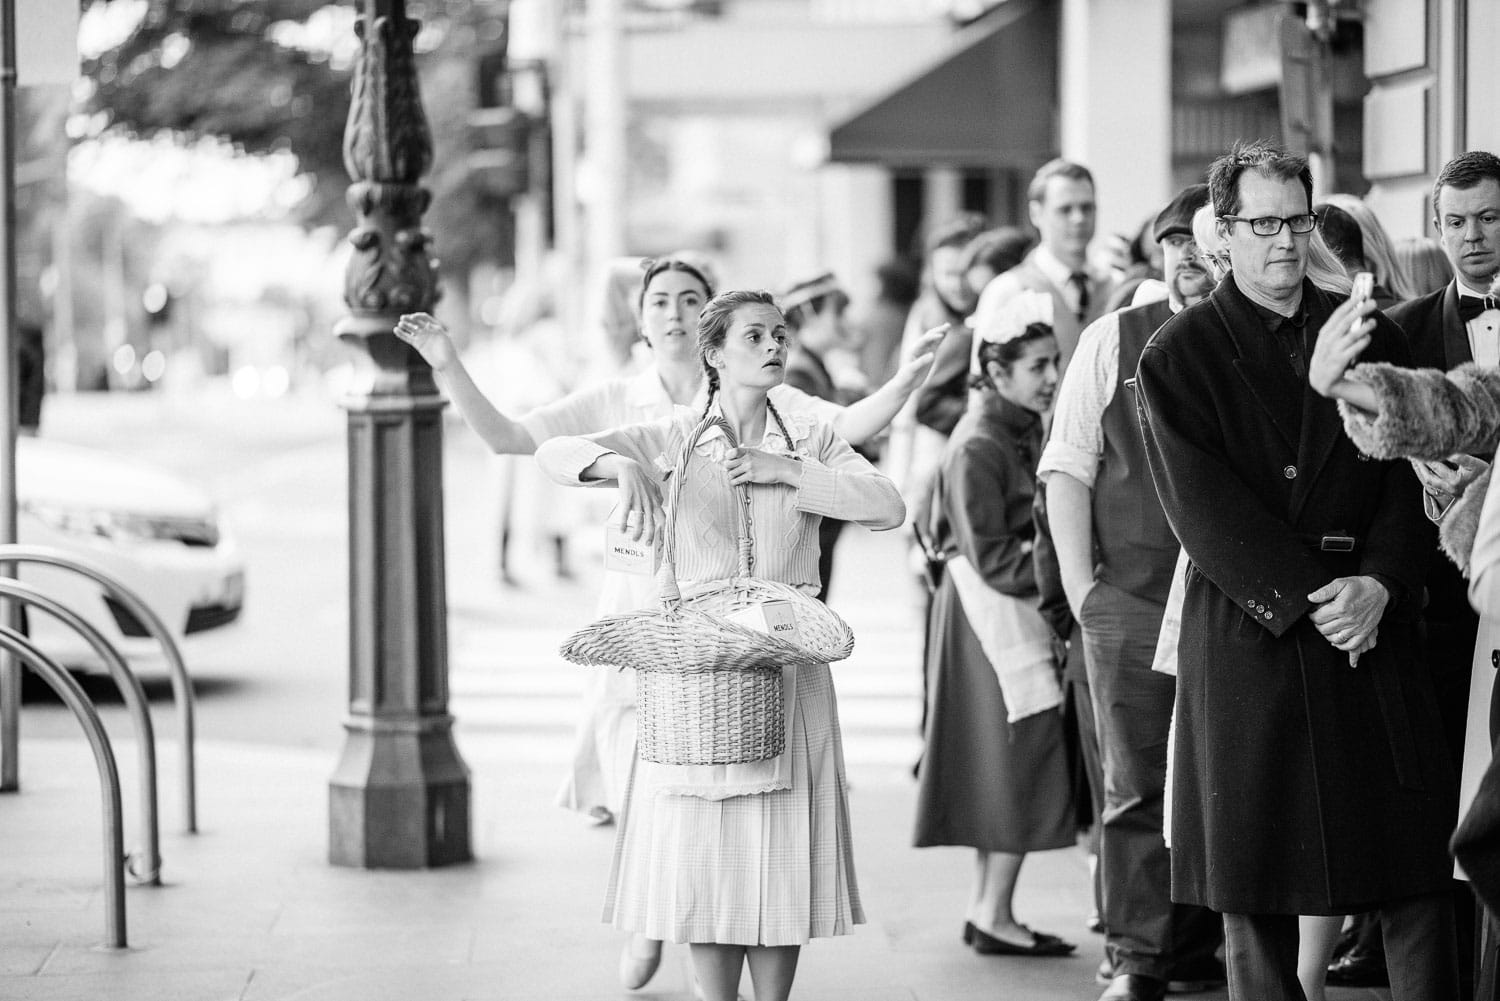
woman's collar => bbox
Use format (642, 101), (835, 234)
(693, 397), (815, 455)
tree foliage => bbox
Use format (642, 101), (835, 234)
(83, 1), (515, 286)
(84, 0), (353, 227)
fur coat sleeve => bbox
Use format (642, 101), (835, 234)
(1338, 361), (1500, 460)
(1335, 361), (1500, 575)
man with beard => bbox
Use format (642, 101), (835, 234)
(1039, 184), (1224, 1001)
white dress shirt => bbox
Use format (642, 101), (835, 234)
(1037, 300), (1181, 489)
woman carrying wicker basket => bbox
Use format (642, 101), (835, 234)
(395, 259), (937, 824)
(397, 261), (942, 994)
(913, 290), (1077, 958)
(535, 290), (905, 1001)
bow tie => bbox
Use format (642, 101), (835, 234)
(1459, 294), (1500, 323)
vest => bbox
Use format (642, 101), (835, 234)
(1092, 298), (1179, 601)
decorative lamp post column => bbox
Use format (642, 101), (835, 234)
(327, 0), (471, 868)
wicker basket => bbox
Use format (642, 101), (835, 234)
(559, 413), (855, 765)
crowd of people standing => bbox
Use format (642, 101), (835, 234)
(393, 139), (1500, 1001)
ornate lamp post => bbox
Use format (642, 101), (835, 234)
(327, 0), (471, 868)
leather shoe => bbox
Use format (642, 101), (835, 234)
(1325, 946), (1388, 988)
(1165, 955), (1226, 993)
(618, 936), (662, 990)
(1097, 954), (1226, 994)
(1098, 973), (1167, 1001)
(964, 921), (1075, 956)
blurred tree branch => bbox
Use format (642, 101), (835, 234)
(81, 0), (514, 288)
(83, 0), (352, 227)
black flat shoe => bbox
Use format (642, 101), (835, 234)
(966, 922), (1076, 956)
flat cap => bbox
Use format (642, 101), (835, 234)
(780, 271), (843, 311)
(1152, 183), (1210, 243)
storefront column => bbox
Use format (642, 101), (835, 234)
(1060, 0), (1172, 240)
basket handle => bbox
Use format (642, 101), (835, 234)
(656, 413), (755, 605)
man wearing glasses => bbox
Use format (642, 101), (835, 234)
(1134, 140), (1458, 999)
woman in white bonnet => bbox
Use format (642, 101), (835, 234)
(913, 289), (1077, 957)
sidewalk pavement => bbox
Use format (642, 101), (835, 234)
(0, 529), (1391, 1001)
(0, 737), (1071, 1001)
(0, 744), (1397, 1001)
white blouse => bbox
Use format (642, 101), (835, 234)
(535, 402), (904, 594)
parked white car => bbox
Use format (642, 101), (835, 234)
(13, 435), (244, 671)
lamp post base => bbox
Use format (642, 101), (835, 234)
(329, 717), (471, 868)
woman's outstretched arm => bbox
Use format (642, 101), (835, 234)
(831, 324), (948, 445)
(395, 312), (541, 455)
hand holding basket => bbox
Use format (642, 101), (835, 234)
(559, 412), (854, 764)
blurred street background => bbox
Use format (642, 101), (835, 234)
(17, 383), (928, 765)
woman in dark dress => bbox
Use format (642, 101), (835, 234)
(913, 291), (1076, 957)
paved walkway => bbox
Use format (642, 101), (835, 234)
(0, 522), (1391, 1000)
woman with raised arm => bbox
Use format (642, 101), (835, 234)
(394, 259), (942, 992)
(534, 290), (904, 1001)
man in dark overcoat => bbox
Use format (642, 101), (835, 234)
(1134, 139), (1459, 1000)
(1042, 184), (1225, 1001)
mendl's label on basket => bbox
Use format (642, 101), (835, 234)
(725, 599), (801, 644)
(604, 522), (660, 575)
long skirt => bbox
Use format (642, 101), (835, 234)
(603, 663), (863, 946)
(913, 573), (1075, 853)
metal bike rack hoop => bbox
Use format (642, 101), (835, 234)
(0, 544), (197, 833)
(0, 577), (161, 884)
(0, 623), (127, 948)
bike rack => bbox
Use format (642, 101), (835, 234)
(0, 578), (161, 885)
(0, 544), (198, 833)
(0, 623), (127, 948)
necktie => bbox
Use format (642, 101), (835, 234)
(1069, 272), (1090, 321)
(1458, 295), (1499, 324)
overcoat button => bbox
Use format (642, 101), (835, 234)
(1283, 465), (1297, 479)
(1264, 612), (1273, 620)
(1492, 649), (1499, 669)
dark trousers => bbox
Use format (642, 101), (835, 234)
(1224, 893), (1456, 1001)
(1081, 582), (1221, 979)
(1065, 644), (1105, 920)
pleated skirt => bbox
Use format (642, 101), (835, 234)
(602, 662), (863, 946)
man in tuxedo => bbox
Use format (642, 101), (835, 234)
(1387, 150), (1500, 787)
(1384, 149), (1500, 1000)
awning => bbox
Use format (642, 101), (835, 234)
(827, 0), (1057, 168)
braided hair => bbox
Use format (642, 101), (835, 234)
(695, 289), (780, 416)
